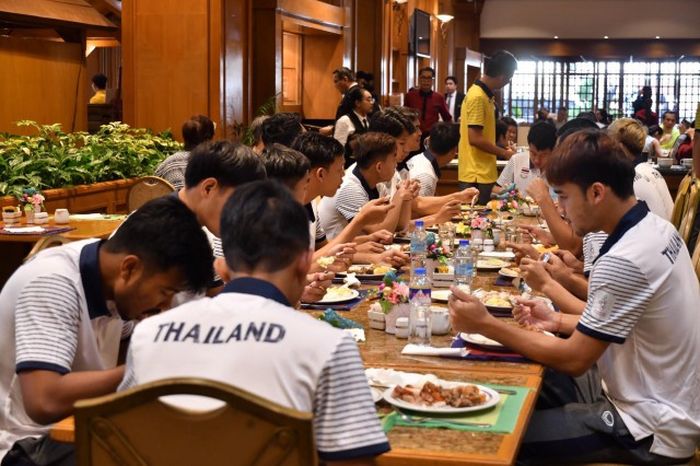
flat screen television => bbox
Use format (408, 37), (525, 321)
(411, 9), (431, 58)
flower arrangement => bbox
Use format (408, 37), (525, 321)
(491, 183), (534, 213)
(377, 271), (410, 314)
(17, 188), (45, 213)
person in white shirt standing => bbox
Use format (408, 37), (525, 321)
(449, 130), (700, 465)
(334, 86), (373, 148)
(495, 121), (556, 195)
(119, 180), (391, 464)
(444, 76), (465, 123)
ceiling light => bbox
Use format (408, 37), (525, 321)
(553, 36), (559, 39)
(604, 35), (609, 39)
(655, 36), (661, 39)
(436, 14), (454, 23)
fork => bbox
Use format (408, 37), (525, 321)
(395, 410), (492, 428)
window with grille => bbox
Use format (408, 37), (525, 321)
(502, 58), (700, 124)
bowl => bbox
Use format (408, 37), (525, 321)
(430, 307), (451, 335)
(657, 158), (673, 168)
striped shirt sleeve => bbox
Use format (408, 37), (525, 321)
(313, 334), (390, 461)
(117, 347), (137, 391)
(577, 255), (653, 344)
(15, 275), (82, 374)
(335, 183), (369, 222)
(582, 232), (608, 275)
(497, 156), (516, 187)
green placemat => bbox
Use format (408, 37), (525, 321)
(382, 384), (530, 434)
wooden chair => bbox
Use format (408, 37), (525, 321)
(74, 378), (316, 466)
(671, 173), (695, 229)
(678, 179), (700, 245)
(126, 176), (175, 212)
(692, 233), (700, 282)
(24, 235), (71, 262)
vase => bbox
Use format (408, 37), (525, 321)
(25, 210), (34, 224)
(34, 205), (42, 214)
(384, 303), (410, 335)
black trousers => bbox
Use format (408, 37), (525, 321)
(1, 436), (74, 466)
(458, 181), (495, 205)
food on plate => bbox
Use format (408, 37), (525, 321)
(477, 258), (510, 268)
(323, 286), (356, 300)
(455, 222), (469, 236)
(499, 267), (520, 278)
(484, 295), (512, 308)
(476, 290), (515, 308)
(348, 264), (393, 275)
(317, 256), (336, 269)
(533, 244), (559, 254)
(392, 382), (487, 408)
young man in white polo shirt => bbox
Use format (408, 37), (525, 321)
(319, 132), (413, 240)
(119, 181), (391, 464)
(0, 197), (215, 465)
(408, 121), (461, 197)
(449, 130), (700, 465)
(495, 120), (556, 195)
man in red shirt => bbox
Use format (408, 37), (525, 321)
(404, 67), (452, 138)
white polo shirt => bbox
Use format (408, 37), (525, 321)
(319, 164), (389, 240)
(119, 277), (390, 462)
(496, 151), (543, 194)
(0, 239), (126, 458)
(633, 163), (673, 221)
(577, 202), (700, 459)
(305, 201), (326, 247)
(582, 231), (608, 276)
(407, 150), (441, 197)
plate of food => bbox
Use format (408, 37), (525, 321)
(498, 267), (520, 278)
(431, 289), (452, 303)
(477, 258), (511, 270)
(315, 287), (360, 304)
(383, 381), (499, 414)
(337, 264), (394, 280)
(473, 290), (515, 312)
(461, 329), (555, 351)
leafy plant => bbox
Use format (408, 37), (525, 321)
(0, 121), (181, 197)
(228, 94), (279, 145)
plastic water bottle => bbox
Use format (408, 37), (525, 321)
(410, 220), (428, 274)
(409, 267), (432, 345)
(454, 239), (474, 291)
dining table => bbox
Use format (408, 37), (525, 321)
(50, 208), (547, 465)
(0, 215), (125, 287)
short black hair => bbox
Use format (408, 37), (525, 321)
(333, 67), (355, 82)
(369, 110), (407, 138)
(221, 180), (310, 273)
(386, 106), (419, 133)
(184, 140), (266, 189)
(261, 143), (310, 190)
(356, 70), (372, 81)
(662, 111), (677, 121)
(496, 120), (508, 141)
(428, 122), (459, 155)
(501, 116), (517, 128)
(91, 73), (107, 89)
(291, 132), (344, 169)
(345, 86), (369, 111)
(546, 129), (635, 199)
(528, 121), (557, 151)
(484, 50), (518, 79)
(249, 115), (269, 146)
(104, 196), (214, 292)
(182, 115), (215, 151)
(648, 125), (663, 137)
(556, 117), (599, 143)
(419, 67), (435, 77)
(261, 112), (303, 147)
(445, 75), (458, 85)
(352, 132), (397, 169)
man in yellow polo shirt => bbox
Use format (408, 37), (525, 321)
(459, 50), (518, 204)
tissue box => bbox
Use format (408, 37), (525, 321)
(2, 209), (21, 225)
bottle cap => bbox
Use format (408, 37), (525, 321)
(415, 220), (424, 228)
(460, 239), (469, 247)
(414, 267), (426, 275)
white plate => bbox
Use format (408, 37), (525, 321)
(337, 265), (394, 280)
(383, 382), (500, 414)
(431, 289), (452, 303)
(477, 259), (510, 270)
(314, 288), (360, 304)
(479, 251), (516, 260)
(498, 267), (519, 278)
(460, 331), (554, 350)
(370, 387), (383, 403)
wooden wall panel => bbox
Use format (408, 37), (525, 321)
(0, 37), (87, 134)
(302, 34), (344, 119)
(122, 0), (220, 139)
